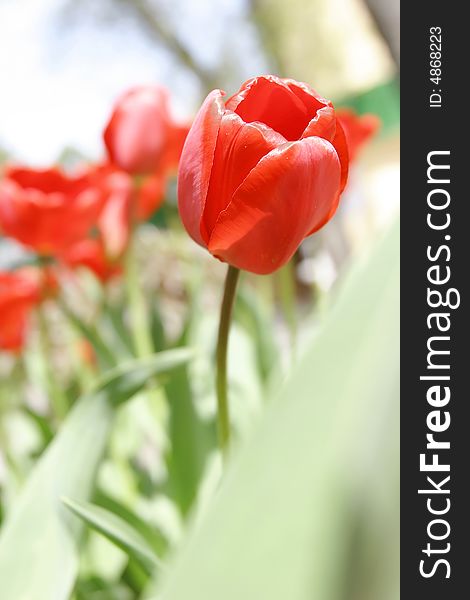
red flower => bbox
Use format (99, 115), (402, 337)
(61, 239), (123, 282)
(135, 171), (167, 221)
(178, 75), (349, 274)
(104, 86), (190, 176)
(0, 268), (53, 353)
(163, 122), (192, 173)
(60, 165), (132, 281)
(0, 166), (103, 256)
(94, 166), (133, 258)
(60, 162), (168, 281)
(336, 108), (380, 162)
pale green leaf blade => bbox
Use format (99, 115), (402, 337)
(152, 221), (399, 600)
(62, 498), (163, 572)
(0, 349), (192, 600)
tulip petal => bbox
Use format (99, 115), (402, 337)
(336, 108), (380, 162)
(103, 86), (171, 175)
(226, 76), (317, 141)
(0, 270), (42, 353)
(177, 90), (225, 246)
(4, 166), (90, 196)
(98, 172), (132, 258)
(163, 122), (191, 172)
(0, 167), (105, 255)
(301, 106), (336, 141)
(208, 137), (341, 274)
(203, 112), (286, 236)
(301, 106), (349, 193)
(283, 78), (331, 112)
(331, 119), (349, 193)
(62, 239), (122, 282)
(136, 172), (167, 220)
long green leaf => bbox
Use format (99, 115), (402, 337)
(62, 498), (163, 572)
(0, 349), (192, 600)
(235, 286), (278, 382)
(151, 221), (399, 600)
(163, 283), (216, 517)
(95, 491), (168, 557)
(58, 298), (118, 369)
(164, 363), (216, 517)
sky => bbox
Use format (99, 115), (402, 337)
(0, 0), (267, 165)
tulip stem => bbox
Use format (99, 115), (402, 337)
(37, 304), (69, 421)
(124, 233), (154, 358)
(216, 265), (240, 462)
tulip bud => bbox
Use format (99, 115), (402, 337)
(104, 86), (190, 177)
(178, 75), (349, 275)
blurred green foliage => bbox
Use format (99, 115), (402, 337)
(0, 1), (399, 598)
(152, 220), (399, 600)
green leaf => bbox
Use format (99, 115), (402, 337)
(102, 299), (136, 359)
(97, 349), (193, 406)
(0, 349), (192, 600)
(62, 498), (163, 572)
(23, 406), (55, 447)
(158, 278), (216, 517)
(149, 299), (167, 354)
(58, 298), (118, 369)
(235, 286), (278, 382)
(164, 364), (216, 517)
(150, 221), (400, 600)
(95, 492), (168, 557)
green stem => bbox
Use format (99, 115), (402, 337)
(124, 234), (154, 358)
(216, 265), (240, 461)
(37, 304), (68, 420)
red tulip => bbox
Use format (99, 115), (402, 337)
(0, 268), (54, 353)
(94, 165), (133, 258)
(178, 75), (349, 274)
(59, 165), (132, 281)
(61, 239), (123, 282)
(0, 166), (103, 256)
(163, 122), (192, 173)
(336, 108), (380, 162)
(134, 170), (167, 221)
(94, 159), (167, 222)
(104, 86), (190, 176)
(60, 160), (169, 281)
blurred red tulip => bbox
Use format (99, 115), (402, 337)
(0, 268), (54, 353)
(104, 86), (190, 177)
(59, 160), (169, 281)
(59, 165), (132, 281)
(135, 171), (167, 220)
(0, 166), (103, 256)
(178, 75), (349, 274)
(61, 238), (122, 282)
(20, 266), (59, 299)
(95, 161), (167, 223)
(336, 108), (380, 162)
(163, 122), (191, 173)
(94, 166), (133, 258)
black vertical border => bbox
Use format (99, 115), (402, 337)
(401, 2), (469, 597)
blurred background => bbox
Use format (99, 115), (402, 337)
(0, 0), (399, 268)
(0, 1), (399, 599)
